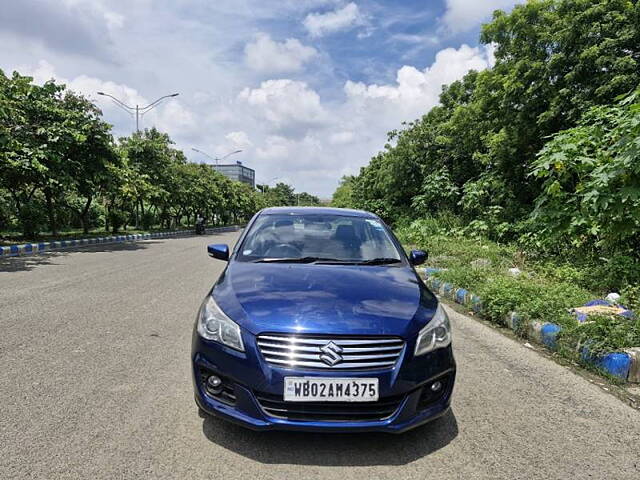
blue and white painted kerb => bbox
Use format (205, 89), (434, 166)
(420, 267), (639, 383)
(0, 227), (240, 258)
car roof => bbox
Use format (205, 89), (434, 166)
(259, 206), (379, 219)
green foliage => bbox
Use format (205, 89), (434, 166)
(558, 315), (640, 356)
(331, 176), (356, 208)
(399, 217), (515, 269)
(107, 209), (128, 234)
(258, 182), (319, 208)
(431, 266), (489, 294)
(140, 211), (157, 230)
(412, 168), (459, 216)
(0, 69), (281, 239)
(531, 88), (640, 252)
(18, 199), (47, 238)
(475, 275), (590, 332)
(333, 0), (640, 251)
(296, 191), (321, 206)
(400, 216), (639, 353)
(621, 285), (640, 313)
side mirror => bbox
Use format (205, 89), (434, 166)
(409, 249), (427, 266)
(207, 244), (229, 261)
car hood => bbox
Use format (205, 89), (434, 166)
(212, 262), (437, 337)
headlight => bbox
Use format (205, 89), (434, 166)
(197, 295), (245, 351)
(415, 304), (451, 355)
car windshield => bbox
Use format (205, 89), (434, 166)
(237, 213), (403, 264)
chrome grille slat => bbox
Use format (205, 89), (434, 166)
(256, 342), (321, 352)
(257, 333), (405, 370)
(258, 335), (403, 346)
(341, 345), (403, 353)
(261, 350), (400, 361)
(257, 342), (403, 354)
(267, 359), (396, 369)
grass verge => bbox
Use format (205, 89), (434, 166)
(398, 219), (640, 360)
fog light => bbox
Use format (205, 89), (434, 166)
(431, 381), (442, 392)
(207, 375), (222, 392)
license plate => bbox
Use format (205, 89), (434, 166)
(284, 377), (379, 402)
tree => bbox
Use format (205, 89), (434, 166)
(531, 86), (640, 252)
(58, 91), (119, 234)
(264, 182), (296, 206)
(331, 175), (356, 208)
(118, 128), (177, 227)
(296, 191), (321, 206)
(0, 71), (64, 235)
(337, 0), (640, 235)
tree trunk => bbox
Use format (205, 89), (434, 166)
(44, 187), (58, 235)
(80, 196), (93, 234)
(140, 199), (145, 227)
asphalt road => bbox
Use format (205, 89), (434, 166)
(1, 232), (639, 480)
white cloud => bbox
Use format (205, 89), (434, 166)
(344, 44), (493, 114)
(329, 131), (354, 145)
(244, 33), (317, 74)
(441, 0), (523, 33)
(226, 131), (252, 148)
(156, 100), (197, 136)
(18, 60), (145, 107)
(256, 135), (292, 160)
(2, 1), (503, 197)
(238, 79), (329, 135)
(391, 33), (439, 45)
(15, 60), (198, 137)
(303, 2), (361, 38)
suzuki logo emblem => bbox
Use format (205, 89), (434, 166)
(320, 341), (343, 366)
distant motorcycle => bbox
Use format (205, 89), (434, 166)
(195, 217), (206, 235)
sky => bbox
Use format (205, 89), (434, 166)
(0, 0), (522, 198)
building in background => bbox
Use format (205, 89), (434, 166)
(213, 161), (255, 188)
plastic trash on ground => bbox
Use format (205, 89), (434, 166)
(571, 299), (635, 323)
(605, 292), (621, 304)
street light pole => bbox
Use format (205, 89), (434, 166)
(257, 177), (278, 193)
(97, 91), (179, 133)
(191, 148), (216, 164)
(218, 150), (243, 164)
(191, 148), (242, 166)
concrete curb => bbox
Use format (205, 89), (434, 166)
(420, 268), (639, 383)
(0, 226), (241, 258)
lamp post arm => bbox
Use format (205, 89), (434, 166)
(139, 93), (180, 112)
(96, 92), (135, 110)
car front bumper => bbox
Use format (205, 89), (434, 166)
(192, 332), (456, 433)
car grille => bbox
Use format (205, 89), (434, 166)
(256, 334), (405, 370)
(254, 391), (405, 421)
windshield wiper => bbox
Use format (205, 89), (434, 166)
(352, 257), (402, 266)
(252, 256), (402, 265)
(315, 257), (402, 266)
(252, 256), (340, 264)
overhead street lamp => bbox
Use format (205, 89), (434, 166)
(96, 91), (179, 132)
(191, 148), (242, 165)
(256, 177), (279, 193)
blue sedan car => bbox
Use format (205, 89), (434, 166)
(192, 207), (455, 433)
